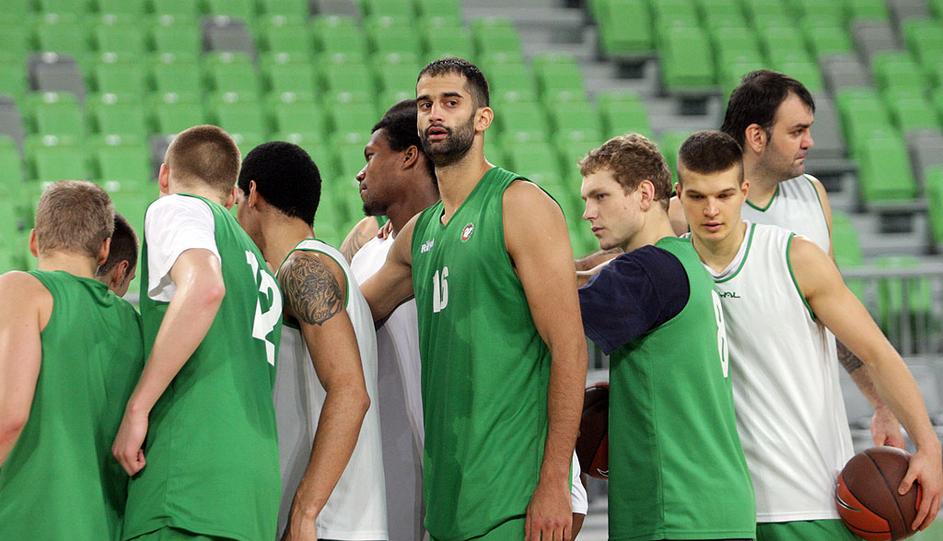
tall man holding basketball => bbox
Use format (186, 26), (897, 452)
(677, 130), (942, 541)
(362, 58), (587, 541)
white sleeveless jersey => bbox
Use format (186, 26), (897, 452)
(708, 222), (853, 523)
(350, 235), (426, 541)
(742, 174), (831, 253)
(275, 239), (388, 540)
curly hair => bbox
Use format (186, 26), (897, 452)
(579, 133), (672, 209)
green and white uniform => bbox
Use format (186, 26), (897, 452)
(0, 271), (143, 541)
(741, 175), (830, 253)
(411, 167), (550, 541)
(124, 194), (283, 541)
(707, 222), (853, 525)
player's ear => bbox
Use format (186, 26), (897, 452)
(402, 146), (419, 170)
(223, 186), (236, 210)
(475, 106), (494, 132)
(112, 260), (130, 288)
(28, 229), (38, 257)
(638, 180), (655, 210)
(246, 180), (260, 207)
(97, 237), (111, 267)
(674, 181), (683, 199)
(744, 124), (767, 153)
(741, 179), (751, 199)
(158, 163), (170, 195)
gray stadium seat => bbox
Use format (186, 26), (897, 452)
(809, 94), (845, 159)
(203, 17), (257, 56)
(27, 53), (86, 103)
(907, 129), (943, 186)
(311, 0), (360, 18)
(0, 96), (25, 149)
(852, 21), (899, 64)
(907, 364), (942, 419)
(149, 134), (173, 171)
(822, 54), (873, 94)
(888, 0), (931, 25)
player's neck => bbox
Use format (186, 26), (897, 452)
(36, 252), (99, 278)
(435, 153), (492, 224)
(388, 181), (440, 235)
(693, 220), (748, 273)
(169, 182), (230, 206)
(743, 158), (781, 207)
(260, 217), (313, 272)
(620, 210), (675, 253)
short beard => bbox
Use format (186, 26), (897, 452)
(362, 200), (386, 217)
(421, 114), (475, 168)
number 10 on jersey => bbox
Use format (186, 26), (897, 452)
(433, 267), (449, 313)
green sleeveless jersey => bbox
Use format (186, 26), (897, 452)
(125, 194), (283, 541)
(0, 271), (143, 541)
(608, 238), (755, 541)
(411, 167), (551, 540)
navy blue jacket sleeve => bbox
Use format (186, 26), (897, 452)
(578, 246), (690, 355)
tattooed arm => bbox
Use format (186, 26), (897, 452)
(280, 251), (370, 541)
(340, 217), (380, 263)
(840, 340), (906, 447)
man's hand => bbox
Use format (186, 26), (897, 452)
(871, 406), (906, 448)
(282, 503), (318, 541)
(525, 479), (572, 541)
(899, 441), (943, 531)
(112, 407), (148, 475)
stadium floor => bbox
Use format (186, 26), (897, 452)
(578, 497), (943, 541)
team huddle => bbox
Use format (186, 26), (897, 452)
(0, 57), (941, 541)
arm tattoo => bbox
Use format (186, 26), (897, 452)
(837, 340), (864, 374)
(280, 253), (344, 326)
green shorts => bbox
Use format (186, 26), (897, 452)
(432, 518), (527, 541)
(127, 527), (234, 541)
(756, 520), (860, 541)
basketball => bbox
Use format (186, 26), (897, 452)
(835, 446), (923, 541)
(576, 381), (609, 480)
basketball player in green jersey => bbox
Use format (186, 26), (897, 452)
(577, 134), (755, 541)
(669, 70), (904, 449)
(112, 125), (283, 541)
(0, 181), (144, 541)
(362, 58), (587, 541)
(96, 213), (138, 297)
(677, 131), (942, 539)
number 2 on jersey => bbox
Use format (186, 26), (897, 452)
(711, 290), (730, 378)
(433, 267), (449, 313)
(246, 251), (282, 365)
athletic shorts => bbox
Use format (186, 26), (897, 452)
(757, 519), (860, 541)
(127, 527), (234, 541)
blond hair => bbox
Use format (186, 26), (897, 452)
(35, 180), (114, 258)
(166, 125), (241, 196)
(579, 133), (673, 209)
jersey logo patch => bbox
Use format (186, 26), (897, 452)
(460, 223), (475, 242)
(718, 291), (741, 299)
(420, 239), (435, 253)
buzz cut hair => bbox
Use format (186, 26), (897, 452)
(418, 57), (490, 108)
(97, 213), (138, 276)
(677, 130), (745, 186)
(35, 180), (114, 258)
(165, 124), (242, 197)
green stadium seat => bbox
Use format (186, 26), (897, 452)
(259, 0), (309, 17)
(151, 16), (202, 56)
(28, 92), (84, 139)
(230, 132), (266, 160)
(423, 21), (474, 62)
(653, 11), (700, 49)
(875, 256), (932, 338)
(774, 61), (825, 93)
(885, 91), (940, 135)
(712, 25), (764, 66)
(902, 19), (943, 75)
(258, 15), (312, 55)
(106, 183), (155, 258)
(313, 16), (368, 56)
(91, 135), (151, 186)
(93, 56), (149, 97)
(151, 54), (204, 100)
(3, 0), (31, 22)
(507, 142), (563, 187)
(847, 0), (890, 22)
(206, 0), (255, 19)
(650, 0), (699, 26)
(0, 136), (26, 186)
(741, 0), (789, 21)
(551, 99), (603, 144)
(830, 211), (863, 268)
(0, 61), (28, 103)
(322, 61), (375, 102)
(39, 0), (90, 16)
(497, 101), (550, 143)
(361, 0), (413, 18)
(532, 54), (586, 102)
(152, 93), (206, 135)
(151, 0), (200, 18)
(871, 51), (927, 96)
(471, 18), (524, 58)
(26, 136), (88, 183)
(0, 23), (33, 65)
(87, 93), (149, 138)
(698, 0), (748, 30)
(336, 140), (367, 178)
(94, 16), (147, 55)
(416, 0), (461, 19)
(790, 0), (846, 22)
(720, 59), (767, 99)
(659, 130), (693, 182)
(926, 166), (943, 244)
(802, 19), (854, 60)
(262, 53), (319, 95)
(205, 53), (261, 97)
(485, 62), (538, 103)
(660, 26), (715, 92)
(97, 0), (147, 16)
(209, 92), (268, 136)
(594, 0), (654, 57)
(270, 94), (329, 138)
(597, 91), (652, 138)
(331, 108), (376, 143)
(366, 17), (423, 56)
(854, 129), (918, 202)
(835, 88), (894, 154)
(374, 53), (421, 97)
(762, 25), (815, 66)
(36, 14), (91, 62)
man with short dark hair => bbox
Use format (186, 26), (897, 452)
(113, 125), (284, 541)
(96, 213), (138, 297)
(0, 181), (143, 541)
(236, 140), (381, 541)
(677, 130), (942, 541)
(363, 58), (587, 541)
(577, 134), (755, 541)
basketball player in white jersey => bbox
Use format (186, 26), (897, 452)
(676, 130), (942, 540)
(345, 100), (590, 539)
(236, 141), (387, 541)
(668, 69), (904, 449)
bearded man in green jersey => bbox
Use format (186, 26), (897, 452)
(113, 125), (283, 541)
(0, 181), (144, 541)
(362, 57), (588, 541)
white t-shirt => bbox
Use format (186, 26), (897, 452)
(145, 194), (220, 302)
